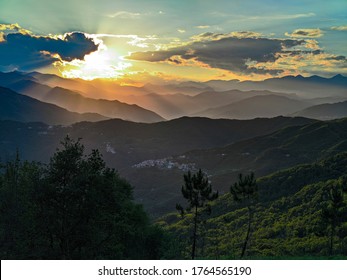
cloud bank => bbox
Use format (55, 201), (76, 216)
(0, 24), (99, 71)
(127, 31), (347, 77)
(127, 33), (305, 75)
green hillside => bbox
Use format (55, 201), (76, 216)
(159, 153), (347, 259)
(129, 118), (347, 217)
(179, 117), (347, 184)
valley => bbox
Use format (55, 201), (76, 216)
(0, 70), (346, 259)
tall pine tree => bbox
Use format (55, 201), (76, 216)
(230, 173), (258, 259)
(321, 182), (345, 256)
(176, 169), (218, 259)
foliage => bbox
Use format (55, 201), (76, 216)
(160, 153), (347, 259)
(0, 153), (44, 259)
(0, 136), (164, 259)
(1, 136), (347, 260)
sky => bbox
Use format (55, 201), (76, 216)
(0, 0), (347, 83)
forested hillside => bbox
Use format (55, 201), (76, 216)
(0, 137), (163, 259)
(159, 153), (347, 259)
(1, 138), (346, 259)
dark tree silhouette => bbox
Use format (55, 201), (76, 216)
(230, 173), (258, 259)
(176, 169), (218, 259)
(0, 136), (164, 259)
(0, 154), (45, 259)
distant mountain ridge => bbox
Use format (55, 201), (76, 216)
(0, 71), (165, 123)
(192, 95), (312, 119)
(201, 74), (347, 98)
(1, 71), (346, 120)
(292, 100), (347, 120)
(1, 69), (347, 220)
(115, 90), (305, 119)
(0, 87), (108, 125)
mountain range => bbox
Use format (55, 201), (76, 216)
(0, 72), (165, 123)
(199, 74), (347, 98)
(1, 71), (346, 121)
(192, 95), (312, 119)
(0, 116), (319, 216)
(0, 70), (346, 217)
(292, 101), (347, 120)
(0, 113), (335, 218)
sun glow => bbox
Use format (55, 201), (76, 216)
(58, 48), (131, 80)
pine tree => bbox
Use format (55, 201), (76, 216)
(40, 136), (164, 259)
(321, 182), (344, 256)
(176, 169), (218, 259)
(230, 173), (258, 259)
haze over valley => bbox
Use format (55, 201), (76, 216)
(1, 71), (346, 216)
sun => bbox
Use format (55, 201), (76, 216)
(59, 48), (131, 80)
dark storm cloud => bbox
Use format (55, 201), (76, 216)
(0, 31), (99, 71)
(127, 36), (305, 74)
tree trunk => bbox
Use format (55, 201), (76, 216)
(240, 206), (252, 259)
(329, 226), (335, 256)
(192, 205), (198, 259)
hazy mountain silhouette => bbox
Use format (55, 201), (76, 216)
(292, 101), (347, 120)
(3, 71), (345, 121)
(201, 75), (347, 98)
(143, 83), (212, 96)
(116, 90), (303, 119)
(1, 72), (165, 123)
(0, 87), (108, 125)
(192, 95), (312, 119)
(115, 92), (197, 119)
(27, 71), (151, 99)
(44, 87), (165, 123)
(0, 71), (37, 87)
